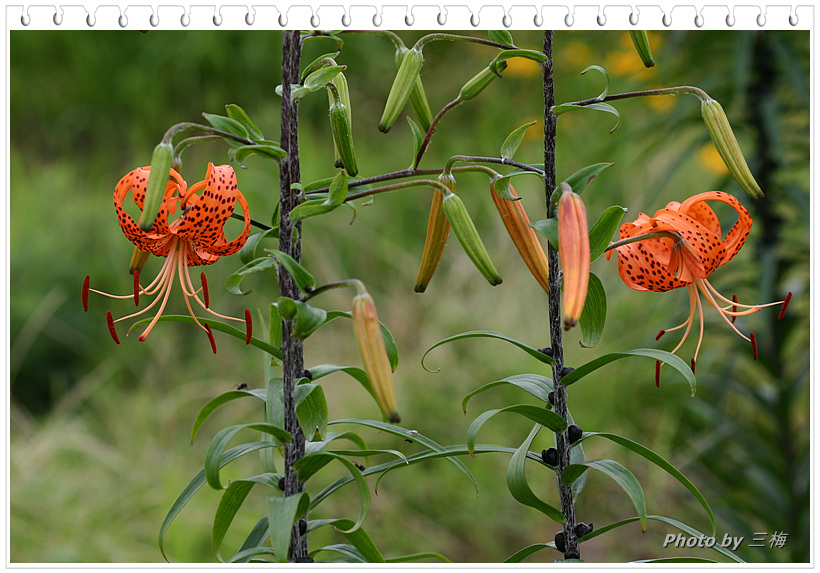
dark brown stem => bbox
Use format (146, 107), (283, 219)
(564, 85), (707, 108)
(279, 29), (308, 563)
(543, 30), (579, 560)
(415, 98), (460, 167)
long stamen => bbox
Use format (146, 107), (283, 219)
(692, 285), (705, 368)
(703, 280), (785, 311)
(113, 251), (178, 324)
(137, 244), (179, 340)
(696, 279), (750, 341)
(181, 255), (245, 323)
(668, 284), (698, 356)
(82, 276), (90, 311)
(106, 311), (120, 344)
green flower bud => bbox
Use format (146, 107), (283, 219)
(701, 98), (763, 199)
(140, 141), (173, 231)
(628, 31), (655, 68)
(458, 62), (507, 102)
(327, 71), (352, 169)
(379, 48), (423, 133)
(442, 191), (502, 286)
(329, 98), (358, 176)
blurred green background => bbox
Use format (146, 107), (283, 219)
(10, 30), (810, 563)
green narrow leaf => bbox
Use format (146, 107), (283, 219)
(551, 102), (621, 133)
(265, 249), (315, 292)
(562, 459), (647, 532)
(579, 515), (744, 563)
(489, 49), (549, 75)
(301, 65), (345, 93)
(231, 515), (270, 563)
(291, 301), (328, 340)
(462, 373), (553, 413)
(530, 217), (558, 249)
(578, 272), (606, 348)
(190, 388), (263, 444)
(323, 311), (399, 372)
(560, 348), (697, 396)
(239, 229), (279, 266)
(407, 116), (425, 168)
(212, 480), (255, 560)
(327, 418), (477, 496)
(423, 330), (554, 373)
(506, 425), (566, 523)
(505, 543), (553, 563)
(581, 64), (611, 101)
(294, 454), (369, 534)
(300, 51), (340, 80)
(126, 315), (281, 358)
(159, 442), (276, 561)
(205, 424), (292, 490)
(305, 364), (376, 403)
(580, 432), (716, 536)
(312, 543), (366, 562)
(289, 170), (348, 221)
(229, 144), (286, 165)
(500, 120), (537, 161)
(488, 30), (514, 46)
(228, 545), (277, 563)
(295, 383), (328, 441)
(225, 103), (264, 140)
(468, 405), (567, 454)
(588, 205), (627, 261)
(268, 493), (310, 563)
(325, 519), (385, 563)
(225, 257), (278, 296)
(561, 162), (615, 195)
(202, 113), (249, 143)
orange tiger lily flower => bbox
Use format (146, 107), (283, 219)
(83, 162), (253, 352)
(607, 191), (790, 383)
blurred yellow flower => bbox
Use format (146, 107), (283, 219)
(503, 56), (541, 78)
(698, 144), (730, 176)
(647, 95), (676, 113)
(563, 40), (592, 69)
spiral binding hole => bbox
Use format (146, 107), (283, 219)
(564, 13), (574, 27)
(789, 13), (798, 26)
(533, 13), (543, 27)
(150, 13), (159, 27)
(278, 14), (287, 27)
(694, 13), (704, 27)
(245, 11), (254, 25)
(470, 13), (479, 27)
(21, 12), (31, 25)
(629, 12), (638, 25)
(213, 13), (223, 26)
(342, 13), (351, 27)
(372, 13), (382, 26)
(502, 13), (511, 28)
(662, 13), (672, 27)
(725, 13), (735, 27)
(310, 14), (319, 27)
(180, 13), (190, 26)
(404, 14), (414, 26)
(86, 13), (95, 26)
(119, 14), (128, 27)
(53, 11), (63, 25)
(756, 13), (766, 26)
(437, 11), (446, 25)
(597, 14), (606, 26)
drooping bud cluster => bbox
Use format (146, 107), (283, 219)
(379, 48), (424, 133)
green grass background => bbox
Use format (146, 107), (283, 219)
(9, 30), (810, 563)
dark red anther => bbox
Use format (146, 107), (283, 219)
(690, 358), (696, 373)
(655, 360), (661, 387)
(82, 276), (90, 312)
(778, 292), (792, 320)
(133, 269), (140, 306)
(244, 310), (252, 344)
(105, 311), (120, 344)
(751, 332), (758, 361)
(655, 329), (665, 340)
(201, 272), (209, 309)
(731, 294), (737, 323)
(205, 323), (217, 354)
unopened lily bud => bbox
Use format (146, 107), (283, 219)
(415, 174), (454, 293)
(490, 182), (549, 294)
(140, 141), (174, 231)
(558, 191), (590, 329)
(129, 246), (150, 274)
(442, 190), (502, 286)
(395, 46), (434, 131)
(352, 284), (400, 423)
(458, 62), (507, 102)
(379, 48), (423, 133)
(628, 31), (655, 68)
(329, 98), (358, 176)
(701, 98), (763, 199)
(327, 72), (352, 169)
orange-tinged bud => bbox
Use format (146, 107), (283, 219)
(558, 190), (590, 330)
(490, 182), (549, 294)
(415, 175), (453, 292)
(352, 286), (400, 423)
